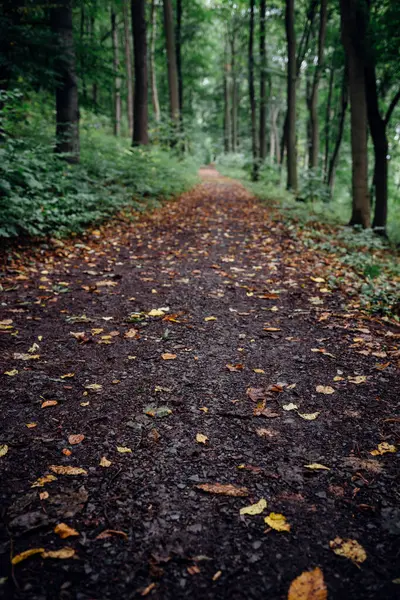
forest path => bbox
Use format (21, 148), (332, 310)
(0, 176), (399, 600)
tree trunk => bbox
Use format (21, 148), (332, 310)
(50, 0), (80, 163)
(285, 0), (297, 192)
(223, 39), (231, 153)
(308, 0), (327, 170)
(111, 8), (122, 136)
(176, 0), (183, 114)
(122, 0), (134, 136)
(339, 0), (370, 228)
(259, 0), (267, 162)
(324, 66), (334, 178)
(80, 7), (87, 102)
(230, 33), (238, 152)
(327, 67), (348, 192)
(249, 0), (258, 181)
(131, 0), (149, 145)
(150, 0), (161, 122)
(163, 0), (180, 128)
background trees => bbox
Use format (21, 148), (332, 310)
(0, 0), (400, 241)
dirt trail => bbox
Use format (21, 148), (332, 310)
(0, 175), (399, 599)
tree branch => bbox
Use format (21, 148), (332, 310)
(384, 88), (400, 125)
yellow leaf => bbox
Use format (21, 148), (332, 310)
(13, 353), (40, 360)
(212, 570), (222, 581)
(100, 456), (112, 467)
(283, 403), (298, 411)
(196, 433), (208, 444)
(31, 474), (57, 488)
(85, 383), (102, 391)
(199, 407), (209, 413)
(264, 512), (290, 532)
(263, 327), (281, 332)
(240, 498), (267, 516)
(26, 422), (37, 428)
(125, 328), (138, 339)
(204, 316), (217, 321)
(288, 567), (327, 600)
(117, 446), (132, 454)
(68, 434), (84, 445)
(60, 373), (75, 379)
(41, 547), (75, 560)
(298, 412), (320, 421)
(41, 400), (58, 408)
(0, 445), (9, 457)
(91, 328), (104, 335)
(4, 369), (18, 376)
(161, 353), (177, 360)
(304, 464), (330, 471)
(370, 442), (396, 456)
(54, 523), (80, 539)
(333, 376), (344, 381)
(329, 537), (366, 564)
(253, 369), (265, 374)
(39, 491), (49, 501)
(49, 465), (87, 476)
(348, 375), (367, 384)
(12, 548), (45, 565)
(148, 309), (166, 317)
(195, 483), (249, 497)
(316, 386), (335, 395)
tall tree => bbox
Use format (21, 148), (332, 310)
(50, 0), (80, 162)
(176, 0), (183, 114)
(249, 0), (258, 180)
(307, 0), (327, 169)
(223, 37), (231, 153)
(229, 29), (238, 152)
(122, 0), (134, 136)
(150, 0), (161, 122)
(163, 0), (180, 132)
(326, 66), (348, 193)
(131, 0), (149, 145)
(111, 7), (121, 136)
(339, 0), (370, 228)
(259, 0), (267, 162)
(285, 0), (297, 192)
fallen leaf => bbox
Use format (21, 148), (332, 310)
(28, 342), (40, 354)
(0, 445), (9, 458)
(4, 369), (18, 376)
(100, 456), (112, 468)
(311, 348), (335, 358)
(96, 529), (128, 541)
(148, 308), (166, 317)
(270, 384), (284, 393)
(283, 403), (298, 411)
(199, 406), (209, 413)
(196, 433), (208, 444)
(41, 400), (58, 409)
(141, 583), (156, 596)
(246, 387), (267, 402)
(212, 570), (222, 581)
(298, 412), (320, 421)
(240, 498), (267, 516)
(68, 434), (84, 445)
(264, 512), (291, 532)
(161, 353), (177, 360)
(62, 449), (72, 456)
(117, 446), (132, 454)
(288, 567), (327, 600)
(370, 442), (396, 456)
(187, 565), (201, 575)
(148, 428), (161, 442)
(31, 474), (57, 488)
(85, 383), (102, 391)
(316, 386), (335, 395)
(226, 363), (244, 372)
(256, 428), (277, 438)
(125, 328), (139, 339)
(333, 376), (344, 381)
(310, 277), (325, 283)
(195, 483), (249, 497)
(54, 523), (79, 539)
(0, 319), (13, 328)
(95, 280), (118, 287)
(348, 375), (367, 384)
(26, 422), (37, 428)
(145, 405), (172, 418)
(304, 464), (330, 471)
(255, 407), (280, 418)
(237, 464), (263, 473)
(49, 466), (87, 476)
(253, 368), (265, 374)
(12, 548), (45, 565)
(60, 373), (75, 379)
(91, 328), (104, 335)
(204, 316), (217, 321)
(329, 537), (366, 564)
(41, 548), (75, 560)
(13, 353), (40, 361)
(39, 491), (49, 501)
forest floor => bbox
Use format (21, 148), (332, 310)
(0, 168), (399, 600)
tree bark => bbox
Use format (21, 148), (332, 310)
(50, 0), (80, 163)
(150, 0), (161, 122)
(230, 32), (238, 152)
(223, 38), (231, 153)
(176, 0), (183, 114)
(285, 0), (297, 192)
(131, 0), (149, 145)
(327, 67), (348, 192)
(339, 0), (370, 228)
(122, 0), (134, 136)
(308, 0), (327, 169)
(324, 66), (334, 177)
(163, 0), (180, 127)
(111, 8), (122, 136)
(259, 0), (267, 162)
(249, 0), (258, 180)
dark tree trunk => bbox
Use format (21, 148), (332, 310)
(163, 0), (180, 124)
(285, 0), (297, 192)
(259, 0), (267, 162)
(176, 0), (183, 114)
(80, 7), (87, 102)
(223, 39), (231, 153)
(111, 8), (122, 136)
(308, 0), (327, 169)
(339, 0), (370, 228)
(150, 0), (161, 122)
(230, 33), (238, 152)
(50, 0), (80, 163)
(249, 0), (258, 180)
(131, 0), (149, 146)
(324, 66), (335, 177)
(327, 67), (348, 192)
(123, 0), (134, 136)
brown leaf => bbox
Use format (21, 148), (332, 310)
(96, 529), (128, 541)
(246, 387), (267, 402)
(226, 363), (244, 372)
(237, 464), (263, 474)
(68, 434), (85, 445)
(41, 400), (58, 409)
(12, 548), (45, 565)
(195, 483), (249, 497)
(54, 523), (80, 539)
(161, 353), (177, 360)
(288, 567), (327, 600)
(49, 465), (87, 476)
(329, 537), (366, 564)
(41, 547), (75, 560)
